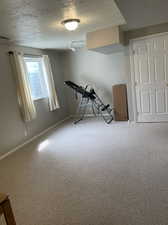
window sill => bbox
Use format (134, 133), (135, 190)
(34, 97), (48, 102)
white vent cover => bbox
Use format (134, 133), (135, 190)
(69, 40), (85, 51)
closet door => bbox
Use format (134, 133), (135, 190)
(132, 34), (168, 122)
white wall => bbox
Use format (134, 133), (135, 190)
(62, 47), (133, 120)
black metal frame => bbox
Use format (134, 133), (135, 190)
(65, 81), (113, 124)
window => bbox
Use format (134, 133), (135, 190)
(24, 57), (48, 100)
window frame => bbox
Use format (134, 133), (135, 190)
(24, 56), (48, 101)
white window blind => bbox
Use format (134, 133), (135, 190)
(24, 57), (48, 101)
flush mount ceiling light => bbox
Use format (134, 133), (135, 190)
(62, 19), (80, 31)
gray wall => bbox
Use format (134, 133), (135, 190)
(62, 48), (133, 120)
(0, 42), (134, 157)
(116, 0), (168, 31)
(0, 44), (69, 157)
(125, 22), (168, 44)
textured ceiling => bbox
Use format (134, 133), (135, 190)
(0, 0), (125, 49)
(116, 0), (168, 31)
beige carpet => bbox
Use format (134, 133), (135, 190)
(1, 118), (168, 225)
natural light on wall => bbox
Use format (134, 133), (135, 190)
(38, 140), (50, 152)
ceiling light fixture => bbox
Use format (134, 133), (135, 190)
(62, 19), (80, 31)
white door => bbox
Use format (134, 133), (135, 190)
(132, 33), (168, 122)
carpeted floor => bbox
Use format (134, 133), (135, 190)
(1, 118), (168, 225)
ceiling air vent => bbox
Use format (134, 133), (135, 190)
(70, 40), (85, 51)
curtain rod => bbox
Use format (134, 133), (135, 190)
(8, 51), (42, 58)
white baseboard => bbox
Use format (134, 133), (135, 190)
(0, 116), (71, 161)
(71, 113), (110, 118)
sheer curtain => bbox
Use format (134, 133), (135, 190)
(42, 55), (60, 111)
(9, 52), (36, 122)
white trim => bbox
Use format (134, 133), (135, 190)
(129, 42), (138, 122)
(0, 116), (71, 161)
(71, 113), (113, 118)
(129, 31), (168, 43)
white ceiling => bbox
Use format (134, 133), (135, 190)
(0, 0), (126, 49)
